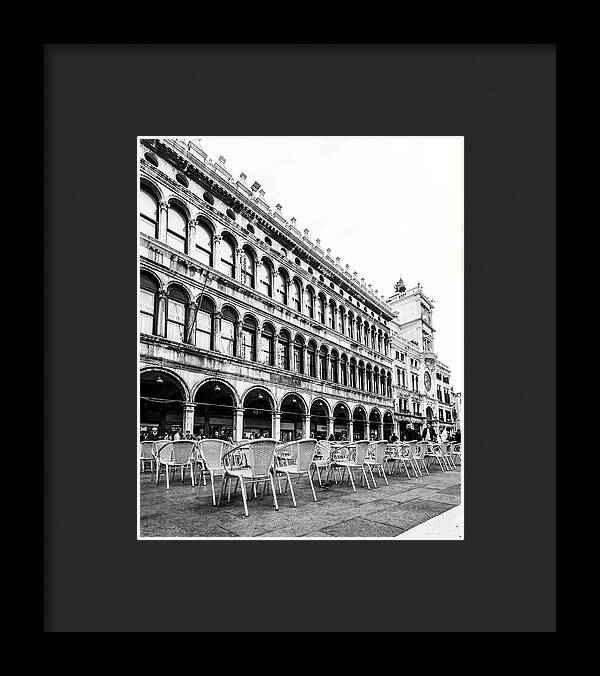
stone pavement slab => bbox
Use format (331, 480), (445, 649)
(139, 466), (462, 538)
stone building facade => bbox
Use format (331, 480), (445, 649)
(138, 138), (460, 442)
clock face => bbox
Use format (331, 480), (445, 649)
(424, 371), (432, 391)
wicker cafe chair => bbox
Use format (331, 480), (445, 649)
(411, 441), (430, 476)
(195, 439), (233, 505)
(440, 441), (457, 469)
(155, 441), (196, 489)
(274, 439), (319, 506)
(311, 440), (333, 487)
(217, 439), (279, 518)
(394, 442), (416, 479)
(425, 442), (447, 472)
(364, 440), (390, 487)
(451, 442), (461, 466)
(140, 441), (157, 476)
(327, 440), (372, 493)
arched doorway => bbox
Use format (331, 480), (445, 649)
(194, 380), (236, 440)
(426, 406), (434, 422)
(369, 408), (382, 440)
(140, 370), (186, 438)
(243, 388), (273, 438)
(333, 403), (350, 441)
(280, 393), (307, 442)
(353, 406), (367, 440)
(310, 399), (330, 440)
(383, 411), (394, 440)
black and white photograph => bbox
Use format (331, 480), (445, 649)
(138, 136), (464, 539)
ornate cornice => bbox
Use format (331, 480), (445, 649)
(142, 138), (395, 322)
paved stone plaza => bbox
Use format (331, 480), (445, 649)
(139, 464), (462, 538)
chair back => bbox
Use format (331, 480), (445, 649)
(353, 440), (371, 464)
(316, 440), (332, 461)
(197, 439), (232, 471)
(154, 440), (171, 456)
(278, 439), (318, 472)
(369, 440), (388, 463)
(441, 441), (452, 456)
(228, 439), (278, 477)
(331, 442), (353, 460)
(429, 443), (443, 457)
(406, 441), (419, 459)
(140, 441), (156, 460)
(170, 440), (196, 465)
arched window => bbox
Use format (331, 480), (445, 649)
(291, 279), (302, 312)
(307, 341), (317, 378)
(349, 358), (357, 389)
(167, 205), (188, 254)
(258, 259), (273, 297)
(364, 322), (370, 347)
(140, 272), (158, 335)
(373, 367), (380, 394)
(278, 330), (291, 370)
(356, 320), (362, 344)
(166, 286), (188, 342)
(330, 350), (339, 384)
(340, 354), (348, 386)
(220, 236), (235, 278)
(221, 307), (237, 356)
(195, 297), (214, 350)
(328, 300), (336, 329)
(348, 312), (355, 340)
(319, 346), (328, 380)
(240, 247), (255, 288)
(276, 269), (288, 305)
(261, 323), (275, 366)
(317, 295), (325, 324)
(377, 331), (383, 353)
(242, 315), (257, 361)
(386, 372), (392, 397)
(195, 220), (213, 267)
(293, 336), (304, 374)
(366, 364), (373, 392)
(338, 307), (345, 334)
(305, 287), (315, 318)
(358, 361), (365, 390)
(139, 186), (159, 238)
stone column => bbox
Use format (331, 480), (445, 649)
(183, 402), (196, 435)
(273, 411), (282, 442)
(158, 201), (169, 243)
(188, 219), (197, 255)
(303, 415), (311, 439)
(327, 416), (334, 439)
(235, 321), (243, 358)
(348, 420), (354, 442)
(213, 311), (222, 352)
(301, 344), (307, 375)
(156, 290), (167, 337)
(377, 421), (384, 441)
(213, 235), (222, 271)
(235, 408), (244, 442)
(185, 301), (197, 344)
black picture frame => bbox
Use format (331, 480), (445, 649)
(44, 44), (556, 632)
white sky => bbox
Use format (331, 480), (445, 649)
(199, 136), (463, 394)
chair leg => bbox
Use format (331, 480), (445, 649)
(307, 470), (318, 502)
(210, 472), (216, 506)
(165, 465), (170, 490)
(368, 464), (377, 488)
(155, 463), (161, 486)
(347, 467), (356, 493)
(287, 474), (297, 508)
(269, 473), (279, 511)
(238, 479), (249, 517)
(380, 463), (389, 486)
(361, 467), (371, 490)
